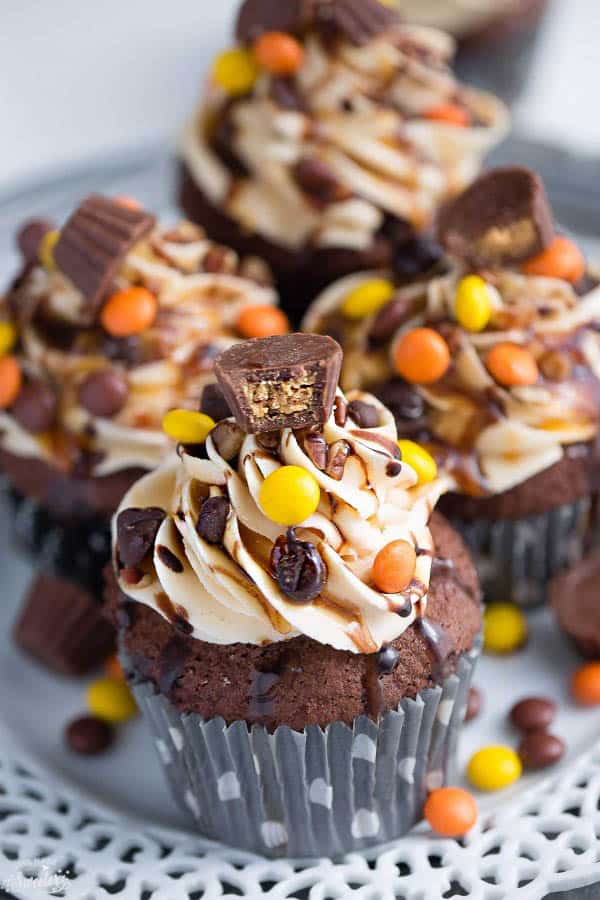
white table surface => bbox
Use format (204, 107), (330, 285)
(1, 0), (599, 196)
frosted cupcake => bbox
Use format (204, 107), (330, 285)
(179, 0), (508, 322)
(110, 333), (481, 857)
(2, 195), (287, 673)
(304, 168), (600, 605)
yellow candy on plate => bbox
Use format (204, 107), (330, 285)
(162, 409), (215, 444)
(341, 279), (395, 320)
(38, 229), (60, 271)
(259, 466), (320, 526)
(86, 677), (137, 724)
(0, 321), (17, 357)
(467, 745), (522, 792)
(397, 439), (437, 485)
(455, 275), (491, 333)
(213, 48), (258, 96)
(484, 602), (527, 654)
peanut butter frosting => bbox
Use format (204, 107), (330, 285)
(113, 390), (449, 652)
(1, 214), (282, 479)
(181, 14), (508, 254)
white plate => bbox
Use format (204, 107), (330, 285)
(1, 147), (600, 900)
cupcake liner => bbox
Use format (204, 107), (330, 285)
(123, 638), (480, 860)
(455, 496), (600, 608)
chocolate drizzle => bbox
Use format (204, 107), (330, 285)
(156, 635), (191, 695)
(415, 617), (452, 680)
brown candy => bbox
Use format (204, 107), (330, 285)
(465, 686), (482, 722)
(293, 157), (347, 204)
(236, 0), (316, 42)
(117, 507), (166, 568)
(66, 715), (114, 756)
(518, 731), (565, 770)
(368, 296), (411, 346)
(316, 0), (399, 45)
(17, 218), (54, 264)
(347, 399), (379, 429)
(54, 195), (155, 322)
(12, 379), (57, 433)
(79, 368), (129, 418)
(437, 167), (555, 268)
(510, 696), (556, 732)
(215, 334), (342, 434)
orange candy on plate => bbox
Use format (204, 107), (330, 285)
(372, 540), (416, 594)
(571, 662), (600, 706)
(424, 103), (470, 127)
(101, 287), (158, 337)
(486, 342), (539, 387)
(254, 32), (304, 75)
(522, 235), (585, 284)
(237, 304), (289, 339)
(424, 787), (478, 838)
(0, 355), (22, 409)
(393, 328), (450, 385)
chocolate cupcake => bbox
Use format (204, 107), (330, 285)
(2, 195), (286, 673)
(178, 0), (508, 323)
(111, 333), (481, 857)
(551, 553), (600, 659)
(304, 167), (600, 606)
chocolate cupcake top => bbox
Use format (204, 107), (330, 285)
(0, 196), (287, 479)
(304, 168), (600, 496)
(181, 0), (508, 254)
(113, 334), (450, 653)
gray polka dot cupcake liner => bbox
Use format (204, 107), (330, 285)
(455, 497), (600, 608)
(124, 639), (480, 860)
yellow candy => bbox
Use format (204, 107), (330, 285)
(484, 602), (527, 654)
(397, 439), (437, 485)
(467, 745), (522, 792)
(162, 409), (215, 444)
(213, 48), (258, 96)
(259, 466), (320, 526)
(0, 322), (17, 357)
(86, 677), (137, 724)
(341, 279), (395, 320)
(455, 275), (491, 333)
(38, 229), (60, 271)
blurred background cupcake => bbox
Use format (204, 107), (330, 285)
(178, 0), (508, 323)
(1, 194), (288, 674)
(109, 333), (481, 857)
(304, 167), (600, 606)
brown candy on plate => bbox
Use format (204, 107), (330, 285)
(518, 731), (565, 770)
(54, 195), (155, 323)
(215, 333), (342, 433)
(437, 167), (555, 268)
(510, 696), (556, 732)
(66, 715), (114, 756)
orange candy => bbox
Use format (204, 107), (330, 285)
(571, 662), (600, 706)
(0, 355), (22, 408)
(237, 304), (289, 339)
(113, 195), (142, 211)
(522, 236), (585, 284)
(101, 287), (158, 337)
(424, 787), (478, 838)
(486, 342), (539, 387)
(393, 328), (450, 385)
(105, 656), (125, 681)
(424, 103), (470, 127)
(372, 540), (417, 594)
(253, 32), (304, 75)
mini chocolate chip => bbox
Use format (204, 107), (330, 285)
(12, 379), (57, 433)
(117, 507), (165, 568)
(393, 235), (444, 284)
(518, 731), (565, 770)
(79, 368), (129, 418)
(16, 218), (54, 264)
(348, 400), (379, 429)
(386, 460), (402, 477)
(211, 420), (244, 461)
(465, 687), (482, 722)
(326, 440), (351, 480)
(368, 296), (411, 346)
(256, 430), (281, 451)
(201, 383), (232, 423)
(377, 645), (400, 674)
(197, 496), (230, 544)
(157, 545), (184, 573)
(510, 696), (556, 732)
(66, 715), (114, 755)
(333, 396), (348, 427)
(270, 529), (326, 604)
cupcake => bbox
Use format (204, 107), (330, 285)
(551, 553), (600, 659)
(304, 167), (600, 606)
(178, 0), (508, 323)
(2, 195), (287, 673)
(110, 333), (481, 857)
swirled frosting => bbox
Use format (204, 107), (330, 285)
(181, 21), (508, 252)
(304, 261), (600, 496)
(1, 218), (280, 478)
(113, 390), (449, 652)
